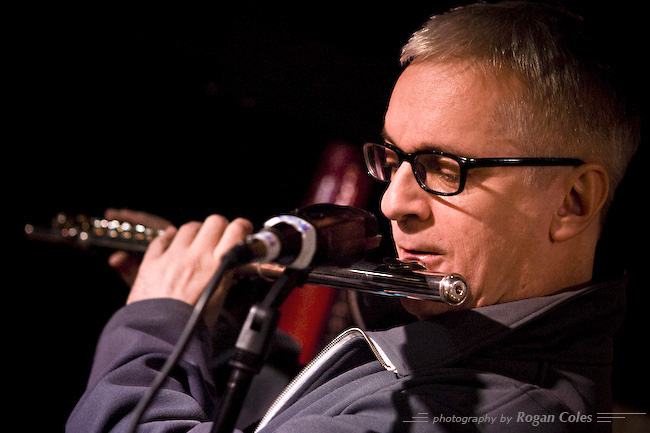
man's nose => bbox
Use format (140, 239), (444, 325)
(380, 162), (432, 222)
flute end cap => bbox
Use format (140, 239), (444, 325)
(441, 274), (468, 306)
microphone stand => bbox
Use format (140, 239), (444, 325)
(211, 267), (310, 433)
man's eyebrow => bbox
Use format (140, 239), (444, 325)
(380, 127), (445, 153)
(380, 127), (393, 144)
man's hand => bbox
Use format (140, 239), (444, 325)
(103, 208), (254, 322)
(105, 208), (173, 286)
(127, 215), (253, 306)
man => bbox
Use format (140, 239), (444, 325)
(67, 1), (640, 432)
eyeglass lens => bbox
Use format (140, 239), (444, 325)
(364, 143), (463, 194)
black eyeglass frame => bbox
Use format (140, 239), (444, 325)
(363, 142), (585, 196)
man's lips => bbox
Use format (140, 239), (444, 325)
(397, 243), (445, 256)
(397, 246), (445, 269)
(400, 249), (442, 258)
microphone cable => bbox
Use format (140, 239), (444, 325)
(123, 204), (380, 432)
(125, 251), (239, 433)
(124, 212), (319, 432)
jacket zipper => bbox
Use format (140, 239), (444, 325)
(254, 327), (398, 432)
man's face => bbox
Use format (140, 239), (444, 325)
(382, 62), (565, 318)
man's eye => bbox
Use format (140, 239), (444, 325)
(385, 156), (400, 172)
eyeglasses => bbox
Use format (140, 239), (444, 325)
(363, 142), (584, 196)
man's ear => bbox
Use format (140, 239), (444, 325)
(550, 163), (609, 243)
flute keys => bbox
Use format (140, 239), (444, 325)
(52, 213), (90, 240)
(90, 217), (160, 241)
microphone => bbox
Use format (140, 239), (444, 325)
(223, 204), (382, 270)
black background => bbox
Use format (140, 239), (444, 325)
(9, 1), (647, 430)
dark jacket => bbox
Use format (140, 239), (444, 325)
(66, 276), (626, 432)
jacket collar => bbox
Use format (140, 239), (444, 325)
(255, 277), (626, 431)
(367, 276), (627, 377)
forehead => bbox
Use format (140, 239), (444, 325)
(384, 62), (520, 156)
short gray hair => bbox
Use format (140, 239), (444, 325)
(400, 1), (640, 196)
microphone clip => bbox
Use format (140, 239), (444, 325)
(231, 204), (382, 271)
(260, 215), (317, 269)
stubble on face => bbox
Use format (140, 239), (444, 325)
(382, 62), (563, 319)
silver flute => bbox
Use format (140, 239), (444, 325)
(24, 214), (468, 306)
(240, 260), (467, 305)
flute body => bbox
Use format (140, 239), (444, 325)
(24, 214), (468, 306)
(242, 261), (467, 305)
